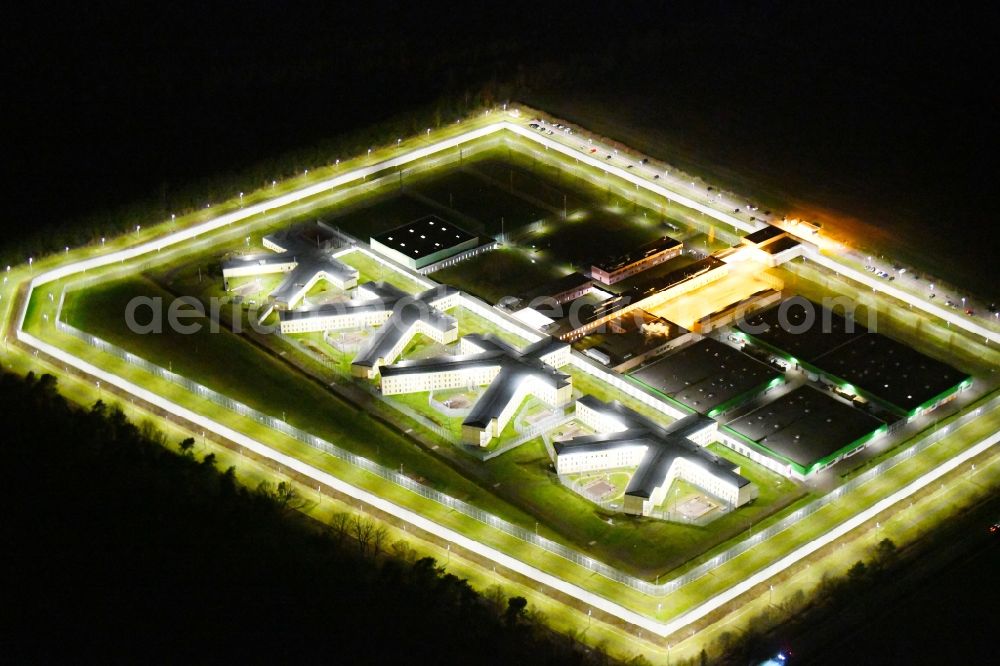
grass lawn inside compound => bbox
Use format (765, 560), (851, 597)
(433, 246), (569, 304)
(59, 272), (809, 578)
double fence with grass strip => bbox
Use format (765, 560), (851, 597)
(53, 292), (1000, 600)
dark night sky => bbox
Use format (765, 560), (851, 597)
(1, 3), (998, 663)
(2, 2), (996, 295)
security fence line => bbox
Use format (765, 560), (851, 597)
(482, 411), (573, 462)
(54, 306), (1000, 598)
(16, 112), (997, 635)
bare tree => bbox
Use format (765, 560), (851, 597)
(352, 516), (375, 556)
(371, 525), (388, 557)
(329, 512), (352, 543)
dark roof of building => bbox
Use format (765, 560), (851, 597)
(738, 296), (868, 363)
(370, 215), (475, 260)
(353, 305), (456, 369)
(811, 334), (970, 413)
(761, 235), (801, 255)
(630, 337), (781, 415)
(726, 385), (886, 469)
(555, 398), (749, 496)
(743, 224), (786, 245)
(379, 351), (505, 377)
(627, 256), (726, 301)
(464, 363), (569, 428)
(592, 236), (681, 273)
(381, 332), (570, 429)
(269, 258), (357, 304)
(546, 257), (726, 336)
(222, 223), (358, 303)
(740, 297), (969, 413)
(514, 272), (594, 307)
(352, 284), (458, 370)
(589, 312), (689, 365)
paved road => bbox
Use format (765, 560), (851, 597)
(522, 115), (1000, 340)
(12, 115), (1000, 641)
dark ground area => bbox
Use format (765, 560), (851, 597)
(2, 2), (998, 294)
(2, 1), (998, 662)
(771, 482), (1000, 666)
(0, 372), (614, 665)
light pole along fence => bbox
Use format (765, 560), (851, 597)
(52, 295), (1000, 600)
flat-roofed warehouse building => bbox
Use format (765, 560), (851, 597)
(590, 235), (683, 285)
(555, 396), (757, 515)
(737, 297), (972, 419)
(580, 310), (694, 372)
(725, 385), (888, 478)
(503, 272), (594, 312)
(630, 336), (784, 418)
(370, 215), (479, 270)
(380, 334), (572, 447)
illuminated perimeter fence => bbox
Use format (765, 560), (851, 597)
(54, 311), (1000, 600)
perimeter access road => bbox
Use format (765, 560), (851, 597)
(7, 109), (1000, 641)
(17, 316), (1000, 640)
(524, 114), (999, 342)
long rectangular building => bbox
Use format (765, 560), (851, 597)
(547, 256), (727, 341)
(590, 236), (683, 285)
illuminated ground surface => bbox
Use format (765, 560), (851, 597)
(7, 108), (998, 661)
(45, 122), (992, 584)
(646, 261), (779, 329)
(63, 269), (805, 577)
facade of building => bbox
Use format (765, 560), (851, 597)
(504, 272), (595, 312)
(222, 225), (359, 309)
(547, 257), (728, 341)
(581, 310), (694, 372)
(380, 334), (572, 447)
(555, 396), (757, 515)
(278, 282), (460, 378)
(590, 236), (683, 285)
(370, 216), (479, 270)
